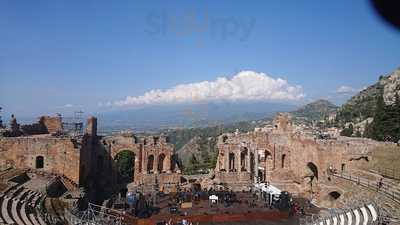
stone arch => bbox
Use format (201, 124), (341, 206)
(114, 150), (136, 182)
(147, 155), (155, 174)
(229, 153), (235, 171)
(264, 150), (273, 172)
(111, 148), (137, 160)
(36, 156), (44, 169)
(265, 150), (272, 158)
(158, 153), (166, 173)
(307, 162), (319, 180)
(328, 191), (341, 200)
(281, 154), (286, 168)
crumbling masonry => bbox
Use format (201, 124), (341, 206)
(0, 115), (180, 193)
(214, 113), (394, 204)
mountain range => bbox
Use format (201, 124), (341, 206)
(95, 102), (296, 134)
(291, 99), (338, 122)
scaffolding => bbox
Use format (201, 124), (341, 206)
(65, 203), (124, 225)
(62, 111), (84, 137)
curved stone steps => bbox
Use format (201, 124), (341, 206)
(29, 213), (41, 225)
(31, 194), (41, 207)
(0, 185), (46, 225)
(12, 187), (26, 199)
(24, 192), (41, 225)
(35, 210), (46, 225)
(15, 188), (29, 201)
(0, 197), (4, 224)
(11, 199), (24, 225)
(1, 196), (14, 224)
(309, 204), (379, 225)
(21, 202), (33, 225)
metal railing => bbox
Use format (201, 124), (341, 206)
(65, 203), (124, 225)
(331, 172), (400, 205)
(371, 167), (400, 181)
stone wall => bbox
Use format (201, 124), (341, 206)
(0, 136), (81, 184)
(41, 115), (62, 134)
(0, 115), (181, 194)
(92, 134), (181, 193)
(214, 113), (394, 197)
(15, 115), (62, 135)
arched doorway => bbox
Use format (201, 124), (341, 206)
(158, 153), (166, 173)
(114, 150), (136, 183)
(147, 155), (154, 174)
(36, 156), (44, 169)
(307, 162), (319, 180)
(264, 150), (272, 160)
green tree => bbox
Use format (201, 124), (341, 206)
(363, 120), (373, 138)
(370, 90), (387, 141)
(388, 92), (400, 142)
(185, 154), (200, 175)
(115, 150), (135, 181)
(340, 124), (354, 137)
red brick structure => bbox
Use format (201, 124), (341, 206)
(215, 113), (393, 198)
(99, 133), (180, 192)
(0, 115), (181, 192)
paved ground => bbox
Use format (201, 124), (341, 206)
(126, 191), (299, 225)
(154, 192), (273, 217)
(24, 174), (49, 192)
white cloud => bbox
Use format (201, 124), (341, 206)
(109, 71), (305, 107)
(55, 104), (83, 109)
(335, 85), (359, 95)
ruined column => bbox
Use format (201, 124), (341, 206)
(165, 153), (171, 173)
(85, 116), (97, 137)
(134, 155), (140, 182)
(225, 149), (229, 171)
(153, 155), (158, 174)
(246, 150), (251, 172)
(236, 151), (240, 172)
(142, 147), (147, 175)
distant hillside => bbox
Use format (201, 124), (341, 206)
(336, 68), (400, 124)
(96, 102), (295, 133)
(167, 118), (271, 174)
(291, 99), (338, 121)
(335, 68), (400, 142)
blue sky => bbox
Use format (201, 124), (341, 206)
(0, 0), (399, 118)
